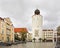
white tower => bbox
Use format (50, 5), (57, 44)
(32, 9), (43, 42)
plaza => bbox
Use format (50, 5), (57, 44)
(0, 42), (56, 48)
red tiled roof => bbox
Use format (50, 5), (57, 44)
(14, 28), (28, 33)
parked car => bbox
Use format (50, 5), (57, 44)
(55, 41), (60, 48)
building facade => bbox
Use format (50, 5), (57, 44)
(14, 28), (28, 41)
(0, 17), (14, 43)
(32, 9), (43, 42)
(43, 29), (57, 42)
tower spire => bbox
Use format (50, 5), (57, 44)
(34, 9), (40, 15)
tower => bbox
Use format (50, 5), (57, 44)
(32, 9), (43, 42)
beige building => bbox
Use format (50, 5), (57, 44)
(0, 17), (14, 43)
(43, 29), (57, 42)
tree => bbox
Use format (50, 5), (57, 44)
(14, 33), (18, 40)
(38, 38), (42, 42)
(21, 32), (27, 41)
(43, 38), (46, 42)
(57, 26), (60, 41)
(14, 33), (21, 41)
(57, 26), (60, 32)
(33, 38), (36, 43)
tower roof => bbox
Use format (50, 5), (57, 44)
(34, 9), (40, 15)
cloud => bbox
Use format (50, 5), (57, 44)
(0, 0), (60, 31)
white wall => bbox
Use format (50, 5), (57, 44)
(32, 15), (43, 42)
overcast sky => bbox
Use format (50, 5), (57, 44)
(0, 0), (60, 31)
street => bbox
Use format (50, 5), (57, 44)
(0, 42), (56, 48)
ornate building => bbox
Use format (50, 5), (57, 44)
(0, 17), (14, 43)
(32, 9), (43, 42)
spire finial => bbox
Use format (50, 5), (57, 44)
(34, 9), (40, 15)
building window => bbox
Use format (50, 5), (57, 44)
(6, 30), (10, 35)
(2, 29), (4, 34)
(7, 37), (10, 42)
(2, 37), (4, 42)
(1, 22), (4, 28)
(7, 32), (10, 34)
(6, 25), (8, 28)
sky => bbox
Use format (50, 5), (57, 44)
(0, 0), (60, 31)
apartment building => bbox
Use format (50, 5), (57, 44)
(43, 29), (57, 42)
(0, 17), (14, 43)
(14, 28), (28, 41)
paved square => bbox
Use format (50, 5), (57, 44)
(0, 42), (56, 48)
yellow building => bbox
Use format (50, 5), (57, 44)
(0, 17), (14, 43)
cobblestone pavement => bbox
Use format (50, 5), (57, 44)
(0, 42), (56, 48)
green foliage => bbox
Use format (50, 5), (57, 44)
(43, 38), (46, 42)
(38, 38), (42, 42)
(39, 38), (42, 40)
(21, 33), (27, 41)
(14, 34), (21, 41)
(33, 38), (36, 42)
(33, 38), (36, 40)
(57, 26), (60, 32)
